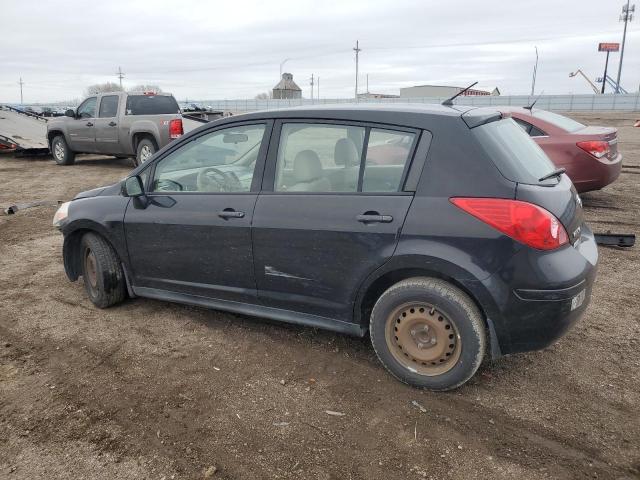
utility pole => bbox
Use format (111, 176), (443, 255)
(366, 74), (369, 94)
(18, 77), (24, 104)
(310, 74), (314, 102)
(317, 77), (320, 100)
(116, 66), (125, 89)
(530, 46), (538, 96)
(615, 0), (635, 93)
(353, 40), (361, 102)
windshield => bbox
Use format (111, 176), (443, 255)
(531, 110), (585, 133)
(126, 95), (180, 115)
(473, 118), (556, 185)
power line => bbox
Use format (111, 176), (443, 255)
(353, 40), (361, 102)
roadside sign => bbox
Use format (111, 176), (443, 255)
(598, 43), (620, 52)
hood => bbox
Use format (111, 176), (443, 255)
(73, 186), (108, 200)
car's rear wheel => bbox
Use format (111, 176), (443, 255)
(80, 233), (127, 308)
(51, 135), (75, 165)
(134, 138), (157, 166)
(370, 277), (486, 391)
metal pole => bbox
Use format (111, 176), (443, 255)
(602, 51), (610, 94)
(615, 0), (634, 93)
(531, 47), (538, 96)
(310, 74), (314, 103)
(354, 40), (361, 102)
(18, 77), (24, 104)
(317, 77), (320, 100)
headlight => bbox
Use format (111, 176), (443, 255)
(52, 201), (71, 227)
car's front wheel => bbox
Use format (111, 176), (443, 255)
(80, 233), (127, 308)
(51, 135), (75, 165)
(370, 277), (486, 391)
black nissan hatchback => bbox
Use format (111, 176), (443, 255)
(53, 104), (598, 390)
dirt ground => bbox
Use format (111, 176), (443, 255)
(0, 112), (638, 480)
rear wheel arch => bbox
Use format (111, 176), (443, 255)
(132, 131), (158, 152)
(355, 260), (502, 356)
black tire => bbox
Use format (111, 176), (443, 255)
(80, 233), (127, 308)
(134, 137), (157, 167)
(370, 277), (486, 391)
(51, 135), (75, 165)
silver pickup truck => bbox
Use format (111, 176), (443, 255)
(47, 91), (183, 166)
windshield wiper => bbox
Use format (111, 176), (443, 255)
(538, 167), (566, 182)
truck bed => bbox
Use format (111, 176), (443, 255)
(0, 108), (49, 153)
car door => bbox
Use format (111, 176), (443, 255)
(67, 96), (97, 152)
(123, 121), (272, 303)
(252, 120), (420, 322)
(94, 94), (122, 154)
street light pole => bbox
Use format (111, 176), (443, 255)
(279, 58), (291, 78)
(530, 46), (538, 96)
(353, 40), (361, 102)
(615, 0), (635, 93)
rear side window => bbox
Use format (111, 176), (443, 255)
(473, 118), (555, 185)
(514, 118), (546, 137)
(126, 95), (180, 115)
(98, 95), (119, 118)
(531, 110), (584, 133)
(274, 123), (415, 193)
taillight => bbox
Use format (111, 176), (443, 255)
(169, 118), (183, 139)
(576, 140), (609, 159)
(450, 198), (569, 250)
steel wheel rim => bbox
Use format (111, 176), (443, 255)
(140, 145), (152, 163)
(385, 302), (461, 376)
(84, 249), (98, 290)
(54, 142), (64, 160)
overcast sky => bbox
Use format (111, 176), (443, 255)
(1, 0), (638, 103)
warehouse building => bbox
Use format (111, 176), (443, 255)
(400, 84), (500, 98)
(272, 73), (302, 99)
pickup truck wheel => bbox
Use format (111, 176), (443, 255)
(51, 135), (75, 165)
(80, 232), (127, 308)
(369, 277), (486, 391)
(135, 138), (157, 166)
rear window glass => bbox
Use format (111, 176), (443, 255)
(126, 95), (179, 115)
(473, 118), (555, 185)
(531, 110), (585, 133)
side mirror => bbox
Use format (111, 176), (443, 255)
(122, 176), (145, 197)
(65, 109), (76, 118)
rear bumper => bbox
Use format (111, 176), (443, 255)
(474, 224), (598, 355)
(572, 152), (622, 193)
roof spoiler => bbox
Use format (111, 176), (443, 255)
(461, 108), (505, 128)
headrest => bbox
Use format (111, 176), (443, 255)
(293, 150), (323, 182)
(334, 138), (360, 166)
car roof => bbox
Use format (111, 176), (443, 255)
(217, 103), (500, 130)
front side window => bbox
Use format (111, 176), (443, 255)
(152, 124), (266, 193)
(77, 97), (97, 118)
(98, 95), (119, 118)
(274, 123), (415, 193)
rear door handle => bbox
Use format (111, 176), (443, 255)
(108, 121), (117, 127)
(356, 214), (393, 223)
(218, 209), (245, 219)
(86, 122), (94, 127)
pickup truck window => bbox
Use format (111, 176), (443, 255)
(77, 97), (96, 119)
(126, 95), (180, 115)
(98, 95), (119, 118)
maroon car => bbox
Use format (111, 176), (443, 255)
(499, 107), (622, 193)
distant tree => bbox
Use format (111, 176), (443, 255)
(128, 84), (163, 93)
(255, 92), (272, 100)
(84, 82), (123, 96)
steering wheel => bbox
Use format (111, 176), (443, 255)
(197, 167), (242, 192)
(154, 179), (183, 191)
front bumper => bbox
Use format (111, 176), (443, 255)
(478, 223), (598, 355)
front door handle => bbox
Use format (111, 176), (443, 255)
(86, 122), (94, 127)
(356, 213), (393, 223)
(108, 121), (117, 127)
(218, 209), (245, 219)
